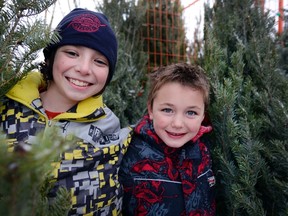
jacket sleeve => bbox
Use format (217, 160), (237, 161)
(119, 135), (140, 216)
(197, 138), (216, 215)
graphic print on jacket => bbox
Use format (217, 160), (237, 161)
(119, 115), (216, 216)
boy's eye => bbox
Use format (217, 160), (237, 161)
(94, 59), (108, 66)
(65, 51), (78, 57)
(161, 108), (173, 113)
(187, 110), (197, 116)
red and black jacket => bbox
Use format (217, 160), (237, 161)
(119, 114), (216, 216)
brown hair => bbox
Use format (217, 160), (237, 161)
(39, 49), (56, 83)
(147, 62), (210, 109)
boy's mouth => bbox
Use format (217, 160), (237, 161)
(166, 131), (186, 137)
(68, 78), (90, 87)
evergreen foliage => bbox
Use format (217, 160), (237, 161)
(277, 21), (288, 75)
(0, 0), (58, 98)
(138, 0), (187, 70)
(188, 17), (204, 65)
(0, 128), (72, 216)
(97, 0), (149, 127)
(203, 1), (288, 215)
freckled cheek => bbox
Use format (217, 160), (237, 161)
(101, 73), (109, 82)
(153, 117), (170, 130)
(52, 64), (59, 77)
(53, 60), (66, 72)
(187, 120), (202, 133)
(95, 69), (109, 83)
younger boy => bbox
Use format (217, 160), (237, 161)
(119, 63), (216, 215)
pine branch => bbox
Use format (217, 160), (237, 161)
(0, 127), (72, 216)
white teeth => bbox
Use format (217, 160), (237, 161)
(169, 132), (184, 136)
(69, 78), (89, 87)
(171, 133), (180, 136)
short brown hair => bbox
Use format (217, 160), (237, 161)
(147, 62), (210, 109)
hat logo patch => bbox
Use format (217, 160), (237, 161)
(68, 13), (106, 33)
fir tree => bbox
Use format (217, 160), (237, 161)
(188, 16), (204, 64)
(97, 0), (149, 126)
(203, 0), (288, 215)
(0, 128), (72, 216)
(139, 0), (187, 70)
(278, 30), (288, 75)
(0, 0), (59, 98)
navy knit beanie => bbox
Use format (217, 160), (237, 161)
(43, 8), (117, 86)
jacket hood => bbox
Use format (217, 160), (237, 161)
(6, 71), (107, 121)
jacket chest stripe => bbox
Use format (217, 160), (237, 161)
(133, 177), (182, 184)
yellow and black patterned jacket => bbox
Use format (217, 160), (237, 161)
(0, 71), (132, 215)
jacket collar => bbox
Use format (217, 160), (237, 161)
(6, 71), (106, 121)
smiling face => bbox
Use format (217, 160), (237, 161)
(148, 82), (205, 148)
(43, 45), (109, 111)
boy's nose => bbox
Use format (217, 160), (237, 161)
(76, 59), (91, 75)
(171, 115), (183, 128)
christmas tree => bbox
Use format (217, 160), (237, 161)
(0, 0), (59, 97)
(277, 13), (288, 75)
(139, 0), (187, 70)
(203, 0), (288, 215)
(98, 0), (149, 126)
(0, 129), (71, 216)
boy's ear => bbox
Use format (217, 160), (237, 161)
(147, 102), (153, 120)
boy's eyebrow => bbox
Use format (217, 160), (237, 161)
(159, 102), (174, 107)
(161, 102), (173, 105)
(160, 103), (202, 110)
(187, 105), (202, 110)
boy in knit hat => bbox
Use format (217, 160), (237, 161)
(0, 8), (131, 215)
